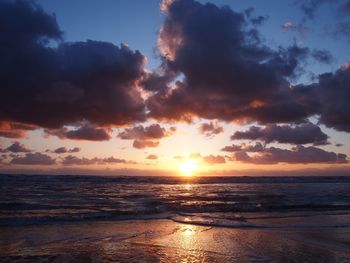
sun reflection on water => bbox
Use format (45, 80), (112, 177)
(184, 183), (192, 191)
(179, 222), (197, 249)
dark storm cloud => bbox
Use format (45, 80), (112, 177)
(231, 123), (329, 145)
(47, 124), (112, 141)
(1, 0), (350, 146)
(141, 70), (177, 92)
(10, 152), (56, 165)
(198, 121), (224, 137)
(118, 124), (175, 149)
(0, 0), (62, 42)
(0, 0), (147, 130)
(144, 0), (350, 134)
(146, 0), (320, 124)
(317, 66), (350, 132)
(232, 145), (348, 164)
(6, 142), (32, 153)
(53, 146), (81, 154)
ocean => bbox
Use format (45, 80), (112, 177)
(1, 174), (350, 227)
(1, 174), (350, 262)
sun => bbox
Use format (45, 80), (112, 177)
(178, 158), (198, 176)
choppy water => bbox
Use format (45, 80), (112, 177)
(1, 174), (350, 228)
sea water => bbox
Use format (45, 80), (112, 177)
(1, 174), (350, 228)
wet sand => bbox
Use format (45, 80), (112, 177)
(1, 219), (350, 262)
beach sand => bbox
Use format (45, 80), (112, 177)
(1, 219), (350, 262)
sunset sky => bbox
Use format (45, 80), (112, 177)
(0, 0), (350, 176)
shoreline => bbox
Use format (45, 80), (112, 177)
(2, 209), (350, 228)
(1, 219), (350, 262)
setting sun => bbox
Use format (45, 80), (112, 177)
(178, 158), (198, 176)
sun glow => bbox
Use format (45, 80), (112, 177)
(178, 158), (198, 176)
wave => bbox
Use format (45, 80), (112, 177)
(2, 209), (350, 229)
(2, 173), (350, 185)
(170, 212), (350, 229)
(2, 174), (350, 228)
(0, 211), (173, 226)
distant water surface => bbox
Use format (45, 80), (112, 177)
(1, 174), (350, 228)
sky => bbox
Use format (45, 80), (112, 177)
(0, 0), (350, 176)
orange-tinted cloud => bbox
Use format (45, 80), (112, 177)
(146, 154), (158, 160)
(0, 122), (37, 139)
(203, 155), (226, 165)
(133, 140), (159, 149)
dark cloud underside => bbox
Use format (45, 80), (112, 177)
(231, 123), (329, 145)
(232, 145), (347, 164)
(0, 1), (146, 130)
